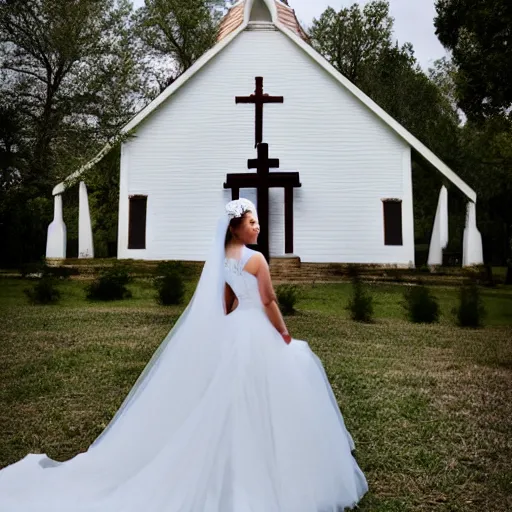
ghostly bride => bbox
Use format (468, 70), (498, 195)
(0, 199), (368, 511)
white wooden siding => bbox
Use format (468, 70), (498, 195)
(118, 28), (414, 264)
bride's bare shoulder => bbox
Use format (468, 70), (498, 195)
(244, 249), (267, 275)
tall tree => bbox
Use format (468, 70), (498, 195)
(435, 0), (512, 280)
(434, 0), (512, 120)
(0, 0), (148, 265)
(0, 0), (147, 188)
(458, 117), (512, 280)
(310, 2), (460, 160)
(310, 1), (393, 84)
(0, 103), (24, 192)
(134, 0), (226, 92)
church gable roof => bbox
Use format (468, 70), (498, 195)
(53, 0), (476, 203)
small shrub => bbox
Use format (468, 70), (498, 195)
(24, 277), (61, 304)
(346, 269), (374, 323)
(453, 280), (486, 328)
(154, 262), (186, 306)
(276, 284), (299, 315)
(403, 284), (440, 323)
(86, 263), (132, 301)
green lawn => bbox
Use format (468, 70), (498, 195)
(1, 277), (511, 511)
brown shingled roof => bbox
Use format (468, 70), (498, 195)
(275, 1), (309, 41)
(217, 2), (245, 42)
(217, 0), (308, 43)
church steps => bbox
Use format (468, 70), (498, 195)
(43, 258), (488, 286)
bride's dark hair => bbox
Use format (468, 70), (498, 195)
(225, 213), (249, 247)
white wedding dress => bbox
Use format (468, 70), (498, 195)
(0, 221), (367, 511)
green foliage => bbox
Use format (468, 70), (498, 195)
(346, 268), (374, 323)
(0, 192), (53, 268)
(453, 279), (487, 328)
(310, 1), (393, 84)
(24, 277), (61, 305)
(276, 284), (299, 315)
(434, 0), (512, 119)
(0, 0), (147, 176)
(153, 262), (187, 306)
(0, 104), (25, 188)
(434, 1), (512, 276)
(86, 263), (133, 301)
(0, 0), (228, 265)
(0, 0), (150, 265)
(457, 116), (512, 272)
(133, 0), (224, 91)
(403, 284), (440, 324)
(87, 146), (122, 258)
(310, 1), (460, 161)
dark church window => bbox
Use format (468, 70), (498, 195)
(128, 195), (147, 249)
(382, 199), (403, 246)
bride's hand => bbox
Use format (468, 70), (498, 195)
(281, 331), (292, 345)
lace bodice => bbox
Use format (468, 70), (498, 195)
(224, 246), (262, 311)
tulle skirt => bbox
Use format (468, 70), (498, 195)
(0, 305), (368, 511)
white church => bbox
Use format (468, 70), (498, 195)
(46, 0), (483, 267)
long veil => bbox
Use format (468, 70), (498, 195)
(90, 215), (230, 448)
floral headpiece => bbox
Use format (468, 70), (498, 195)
(225, 198), (258, 220)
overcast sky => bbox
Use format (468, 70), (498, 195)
(131, 0), (448, 71)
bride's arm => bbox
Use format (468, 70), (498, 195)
(246, 254), (291, 344)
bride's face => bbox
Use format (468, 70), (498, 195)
(234, 212), (260, 245)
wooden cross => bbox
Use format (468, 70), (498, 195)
(224, 143), (301, 262)
(236, 77), (284, 147)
